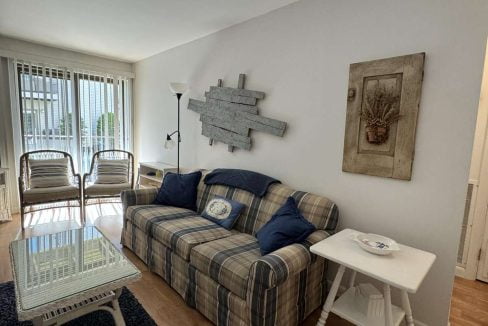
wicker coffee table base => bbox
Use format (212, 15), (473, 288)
(30, 288), (125, 326)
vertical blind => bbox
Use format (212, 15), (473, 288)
(13, 60), (133, 173)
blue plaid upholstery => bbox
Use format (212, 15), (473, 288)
(121, 169), (339, 326)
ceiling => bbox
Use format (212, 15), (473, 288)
(0, 0), (298, 62)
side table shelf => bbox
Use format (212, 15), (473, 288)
(332, 287), (405, 326)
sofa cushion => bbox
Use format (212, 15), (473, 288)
(125, 205), (232, 260)
(85, 182), (131, 197)
(23, 185), (79, 204)
(191, 234), (261, 299)
(256, 197), (316, 255)
(153, 171), (202, 211)
(201, 195), (245, 230)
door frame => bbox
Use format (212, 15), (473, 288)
(457, 39), (488, 281)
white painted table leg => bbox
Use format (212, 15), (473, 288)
(383, 284), (393, 326)
(401, 290), (415, 326)
(348, 270), (357, 289)
(32, 316), (43, 326)
(317, 265), (346, 326)
(112, 288), (126, 326)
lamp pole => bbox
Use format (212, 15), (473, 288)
(176, 93), (182, 174)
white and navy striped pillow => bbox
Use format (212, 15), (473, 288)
(95, 159), (129, 184)
(29, 158), (70, 188)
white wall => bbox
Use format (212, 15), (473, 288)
(134, 0), (488, 324)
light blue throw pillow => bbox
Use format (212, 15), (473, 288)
(201, 195), (245, 230)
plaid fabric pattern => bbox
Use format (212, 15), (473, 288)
(249, 242), (312, 289)
(121, 169), (339, 326)
(122, 216), (331, 326)
(29, 158), (70, 188)
(152, 216), (233, 260)
(189, 265), (249, 326)
(95, 159), (129, 184)
(124, 204), (231, 260)
(191, 234), (261, 299)
(121, 188), (158, 215)
(196, 172), (339, 236)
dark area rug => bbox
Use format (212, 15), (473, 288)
(0, 281), (156, 326)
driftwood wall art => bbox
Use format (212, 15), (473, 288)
(187, 74), (286, 152)
(342, 53), (425, 180)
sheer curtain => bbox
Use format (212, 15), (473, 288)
(11, 59), (133, 174)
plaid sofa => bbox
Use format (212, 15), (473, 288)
(121, 170), (339, 326)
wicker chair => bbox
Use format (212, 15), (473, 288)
(18, 150), (82, 230)
(82, 150), (134, 219)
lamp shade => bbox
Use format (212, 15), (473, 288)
(169, 82), (188, 95)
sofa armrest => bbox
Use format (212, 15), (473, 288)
(249, 230), (331, 289)
(250, 243), (311, 289)
(121, 188), (158, 211)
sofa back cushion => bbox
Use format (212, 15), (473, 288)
(196, 170), (338, 236)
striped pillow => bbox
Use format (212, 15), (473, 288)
(95, 159), (129, 184)
(29, 158), (70, 188)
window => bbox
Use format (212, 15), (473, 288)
(16, 63), (132, 173)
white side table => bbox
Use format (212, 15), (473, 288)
(310, 229), (435, 326)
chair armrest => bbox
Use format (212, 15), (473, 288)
(121, 188), (158, 210)
(249, 230), (331, 289)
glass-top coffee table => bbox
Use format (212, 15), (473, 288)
(9, 226), (141, 326)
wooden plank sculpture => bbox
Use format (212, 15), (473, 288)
(188, 73), (286, 152)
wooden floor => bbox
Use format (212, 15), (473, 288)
(0, 205), (484, 325)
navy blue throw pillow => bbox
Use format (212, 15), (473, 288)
(201, 195), (245, 230)
(256, 197), (316, 255)
(153, 171), (202, 211)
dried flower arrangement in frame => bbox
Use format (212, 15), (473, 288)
(342, 53), (425, 180)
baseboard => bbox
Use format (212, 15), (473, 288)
(455, 265), (467, 278)
(326, 279), (429, 326)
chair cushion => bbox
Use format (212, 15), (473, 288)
(85, 183), (131, 197)
(153, 171), (202, 211)
(190, 233), (261, 299)
(125, 205), (232, 260)
(23, 185), (79, 204)
(95, 159), (129, 184)
(29, 158), (70, 188)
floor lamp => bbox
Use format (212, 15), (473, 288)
(165, 82), (188, 174)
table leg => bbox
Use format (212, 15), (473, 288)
(317, 265), (346, 326)
(112, 288), (126, 326)
(401, 290), (415, 326)
(383, 284), (393, 326)
(348, 270), (357, 289)
(32, 316), (43, 326)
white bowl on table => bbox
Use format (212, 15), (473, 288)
(353, 233), (400, 256)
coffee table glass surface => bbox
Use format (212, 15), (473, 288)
(10, 226), (140, 319)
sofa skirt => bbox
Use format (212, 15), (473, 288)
(121, 220), (328, 326)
